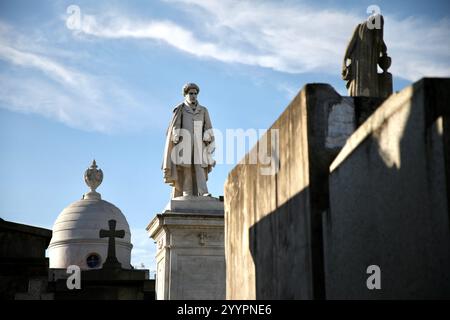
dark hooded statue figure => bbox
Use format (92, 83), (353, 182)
(342, 14), (393, 98)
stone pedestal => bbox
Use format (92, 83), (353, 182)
(147, 196), (225, 300)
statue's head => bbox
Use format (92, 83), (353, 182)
(366, 13), (384, 31)
(182, 83), (200, 105)
(182, 83), (200, 96)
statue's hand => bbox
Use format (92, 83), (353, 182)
(203, 135), (211, 143)
(172, 135), (180, 144)
(341, 59), (350, 77)
(203, 131), (212, 143)
(163, 168), (170, 179)
(341, 64), (351, 80)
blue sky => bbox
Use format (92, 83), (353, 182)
(1, 0), (449, 271)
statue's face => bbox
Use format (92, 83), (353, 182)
(185, 89), (198, 105)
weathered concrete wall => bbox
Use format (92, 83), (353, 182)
(224, 84), (380, 299)
(325, 78), (450, 299)
(225, 86), (311, 300)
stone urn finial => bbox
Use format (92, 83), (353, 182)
(378, 53), (391, 73)
(83, 160), (103, 200)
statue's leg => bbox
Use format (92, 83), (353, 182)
(194, 164), (209, 195)
(173, 185), (183, 198)
(172, 167), (183, 198)
(182, 166), (193, 196)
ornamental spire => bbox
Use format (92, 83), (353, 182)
(83, 159), (103, 200)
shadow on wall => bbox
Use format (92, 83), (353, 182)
(249, 79), (450, 299)
(249, 186), (314, 299)
(323, 79), (450, 299)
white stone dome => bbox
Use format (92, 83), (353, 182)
(48, 161), (132, 270)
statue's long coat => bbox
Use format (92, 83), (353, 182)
(162, 102), (215, 187)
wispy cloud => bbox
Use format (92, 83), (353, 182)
(0, 22), (156, 133)
(75, 0), (450, 81)
(276, 82), (299, 100)
(76, 13), (280, 70)
(1, 2), (449, 133)
(0, 44), (80, 85)
(385, 16), (450, 80)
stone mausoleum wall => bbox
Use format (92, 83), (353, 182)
(324, 78), (450, 299)
(224, 78), (450, 299)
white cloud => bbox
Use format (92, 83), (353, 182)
(75, 0), (450, 81)
(0, 44), (80, 85)
(385, 16), (450, 80)
(76, 14), (279, 70)
(0, 24), (156, 133)
(1, 2), (448, 132)
(276, 82), (298, 100)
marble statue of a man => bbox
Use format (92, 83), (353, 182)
(162, 83), (215, 198)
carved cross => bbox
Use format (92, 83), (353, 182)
(99, 219), (125, 268)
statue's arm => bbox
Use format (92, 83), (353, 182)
(380, 39), (387, 55)
(343, 25), (359, 69)
(203, 108), (213, 142)
(172, 106), (182, 143)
